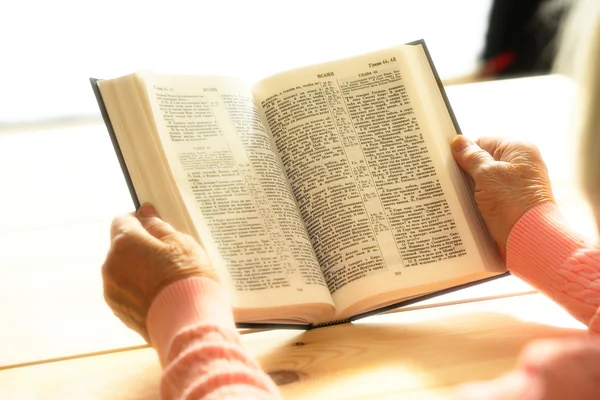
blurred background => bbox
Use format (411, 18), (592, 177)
(0, 0), (497, 124)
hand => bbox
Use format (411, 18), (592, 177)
(102, 203), (218, 341)
(450, 338), (600, 400)
(451, 136), (555, 254)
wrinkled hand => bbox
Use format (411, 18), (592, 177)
(451, 337), (600, 400)
(102, 203), (218, 341)
(452, 136), (555, 254)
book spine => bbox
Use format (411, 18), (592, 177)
(235, 322), (309, 330)
(89, 78), (141, 209)
(310, 319), (351, 329)
(406, 39), (463, 136)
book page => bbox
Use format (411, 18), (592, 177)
(252, 45), (500, 318)
(403, 45), (503, 273)
(139, 73), (334, 320)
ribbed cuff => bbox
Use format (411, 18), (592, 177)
(147, 277), (236, 367)
(507, 203), (586, 292)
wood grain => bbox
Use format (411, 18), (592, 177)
(0, 294), (586, 399)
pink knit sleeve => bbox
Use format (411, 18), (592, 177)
(146, 277), (281, 400)
(447, 204), (600, 399)
(507, 202), (600, 334)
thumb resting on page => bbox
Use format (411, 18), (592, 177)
(449, 135), (555, 252)
(451, 135), (495, 178)
(137, 203), (177, 241)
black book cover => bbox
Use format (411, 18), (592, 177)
(90, 40), (508, 331)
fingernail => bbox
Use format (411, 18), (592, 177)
(137, 203), (158, 218)
(452, 136), (472, 152)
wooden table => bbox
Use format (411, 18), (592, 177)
(0, 75), (594, 399)
(0, 294), (588, 399)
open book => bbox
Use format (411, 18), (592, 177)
(91, 40), (506, 329)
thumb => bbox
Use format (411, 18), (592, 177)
(137, 203), (176, 240)
(452, 136), (495, 178)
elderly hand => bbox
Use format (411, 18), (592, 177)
(451, 337), (600, 400)
(451, 136), (555, 254)
(102, 203), (218, 341)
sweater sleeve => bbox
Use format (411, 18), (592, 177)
(448, 203), (600, 400)
(507, 202), (600, 334)
(146, 277), (282, 400)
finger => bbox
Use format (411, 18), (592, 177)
(110, 213), (150, 241)
(475, 137), (504, 160)
(518, 339), (572, 368)
(451, 372), (530, 400)
(137, 203), (177, 240)
(452, 135), (495, 178)
(519, 338), (600, 370)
